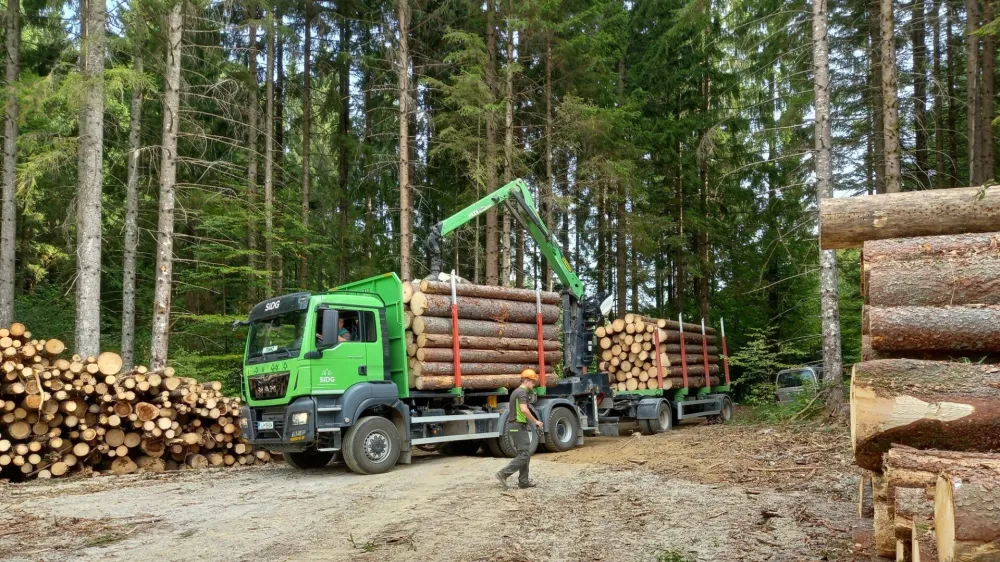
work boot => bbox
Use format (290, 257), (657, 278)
(495, 471), (509, 489)
(518, 480), (536, 489)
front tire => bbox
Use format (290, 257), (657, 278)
(709, 396), (734, 424)
(543, 408), (579, 452)
(284, 449), (335, 469)
(643, 401), (672, 434)
(342, 416), (401, 475)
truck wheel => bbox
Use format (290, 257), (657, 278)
(342, 416), (401, 475)
(709, 396), (734, 424)
(645, 401), (672, 434)
(284, 450), (335, 469)
(485, 437), (506, 458)
(440, 440), (482, 456)
(637, 419), (653, 435)
(494, 417), (539, 458)
(543, 408), (579, 452)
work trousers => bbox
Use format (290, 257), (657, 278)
(499, 422), (532, 485)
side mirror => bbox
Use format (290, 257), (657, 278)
(321, 310), (339, 348)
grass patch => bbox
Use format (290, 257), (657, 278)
(655, 549), (697, 562)
(84, 533), (126, 548)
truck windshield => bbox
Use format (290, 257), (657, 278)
(247, 311), (307, 364)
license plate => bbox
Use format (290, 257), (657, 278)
(257, 421), (274, 430)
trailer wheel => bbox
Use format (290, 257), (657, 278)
(709, 396), (734, 424)
(492, 417), (540, 458)
(543, 408), (579, 452)
(284, 450), (335, 469)
(645, 401), (673, 434)
(440, 439), (482, 456)
(342, 416), (401, 475)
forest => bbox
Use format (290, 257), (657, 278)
(0, 0), (991, 389)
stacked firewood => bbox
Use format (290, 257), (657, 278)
(820, 189), (1000, 561)
(596, 314), (721, 392)
(402, 280), (560, 391)
(0, 322), (275, 480)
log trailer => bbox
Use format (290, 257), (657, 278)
(236, 178), (732, 474)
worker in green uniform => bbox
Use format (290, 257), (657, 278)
(496, 369), (542, 489)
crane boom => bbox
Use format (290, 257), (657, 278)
(427, 179), (585, 299)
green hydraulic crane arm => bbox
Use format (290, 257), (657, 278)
(427, 178), (585, 299)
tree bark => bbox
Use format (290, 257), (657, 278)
(885, 444), (1000, 490)
(813, 0), (844, 412)
(819, 186), (1000, 249)
(866, 258), (1000, 306)
(850, 359), (1000, 471)
(75, 0), (106, 356)
(484, 0), (499, 285)
(299, 3), (312, 289)
(542, 34), (554, 292)
(409, 292), (560, 323)
(263, 7), (275, 293)
(149, 0), (183, 371)
(880, 0), (902, 192)
(416, 348), (561, 364)
(871, 3), (886, 193)
(934, 0), (945, 188)
(616, 181), (628, 317)
(863, 233), (1000, 262)
(967, 0), (981, 184)
(246, 17), (259, 300)
(936, 463), (1000, 561)
(412, 316), (558, 339)
(418, 280), (559, 304)
(338, 0), (351, 284)
(894, 487), (933, 542)
(412, 361), (548, 377)
(397, 0), (411, 281)
(0, 0), (19, 327)
(417, 333), (559, 351)
(121, 17), (143, 371)
(500, 3), (515, 286)
(415, 374), (555, 391)
(947, 0), (959, 185)
(914, 0), (929, 188)
(980, 0), (995, 181)
(869, 305), (1000, 352)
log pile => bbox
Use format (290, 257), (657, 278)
(595, 313), (722, 392)
(0, 322), (276, 481)
(403, 279), (561, 390)
(819, 188), (1000, 561)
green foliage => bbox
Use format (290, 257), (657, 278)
(728, 326), (805, 394)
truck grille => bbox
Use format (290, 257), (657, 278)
(249, 372), (289, 400)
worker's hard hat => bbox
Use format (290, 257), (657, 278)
(521, 369), (539, 381)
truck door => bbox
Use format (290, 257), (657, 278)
(314, 308), (369, 392)
(358, 310), (386, 381)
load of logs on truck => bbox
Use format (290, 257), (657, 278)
(0, 322), (276, 481)
(820, 185), (1000, 562)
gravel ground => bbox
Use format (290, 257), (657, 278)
(0, 422), (858, 562)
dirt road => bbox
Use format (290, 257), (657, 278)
(0, 423), (857, 562)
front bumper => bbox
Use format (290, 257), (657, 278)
(240, 397), (346, 453)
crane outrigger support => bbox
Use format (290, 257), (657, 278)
(425, 178), (607, 378)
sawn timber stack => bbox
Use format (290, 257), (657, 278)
(403, 279), (560, 390)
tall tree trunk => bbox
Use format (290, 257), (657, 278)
(121, 18), (143, 370)
(881, 0), (902, 193)
(934, 0), (946, 188)
(150, 0), (183, 371)
(813, 0), (844, 412)
(247, 19), (259, 300)
(397, 0), (412, 281)
(484, 0), (499, 285)
(263, 8), (275, 294)
(674, 148), (686, 315)
(299, 5), (312, 289)
(967, 0), (981, 184)
(0, 0), (19, 326)
(501, 7), (515, 286)
(338, 0), (351, 283)
(274, 6), (285, 192)
(914, 0), (929, 188)
(698, 75), (711, 322)
(543, 35), (554, 292)
(630, 241), (639, 311)
(871, 4), (886, 194)
(597, 182), (606, 296)
(980, 0), (995, 180)
(75, 0), (106, 356)
(948, 0), (959, 185)
(616, 57), (627, 315)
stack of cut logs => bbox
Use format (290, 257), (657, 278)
(820, 186), (1000, 561)
(402, 280), (561, 391)
(0, 322), (275, 481)
(596, 313), (721, 392)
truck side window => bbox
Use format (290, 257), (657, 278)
(360, 311), (377, 342)
(317, 310), (362, 347)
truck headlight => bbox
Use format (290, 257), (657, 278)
(291, 412), (309, 426)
